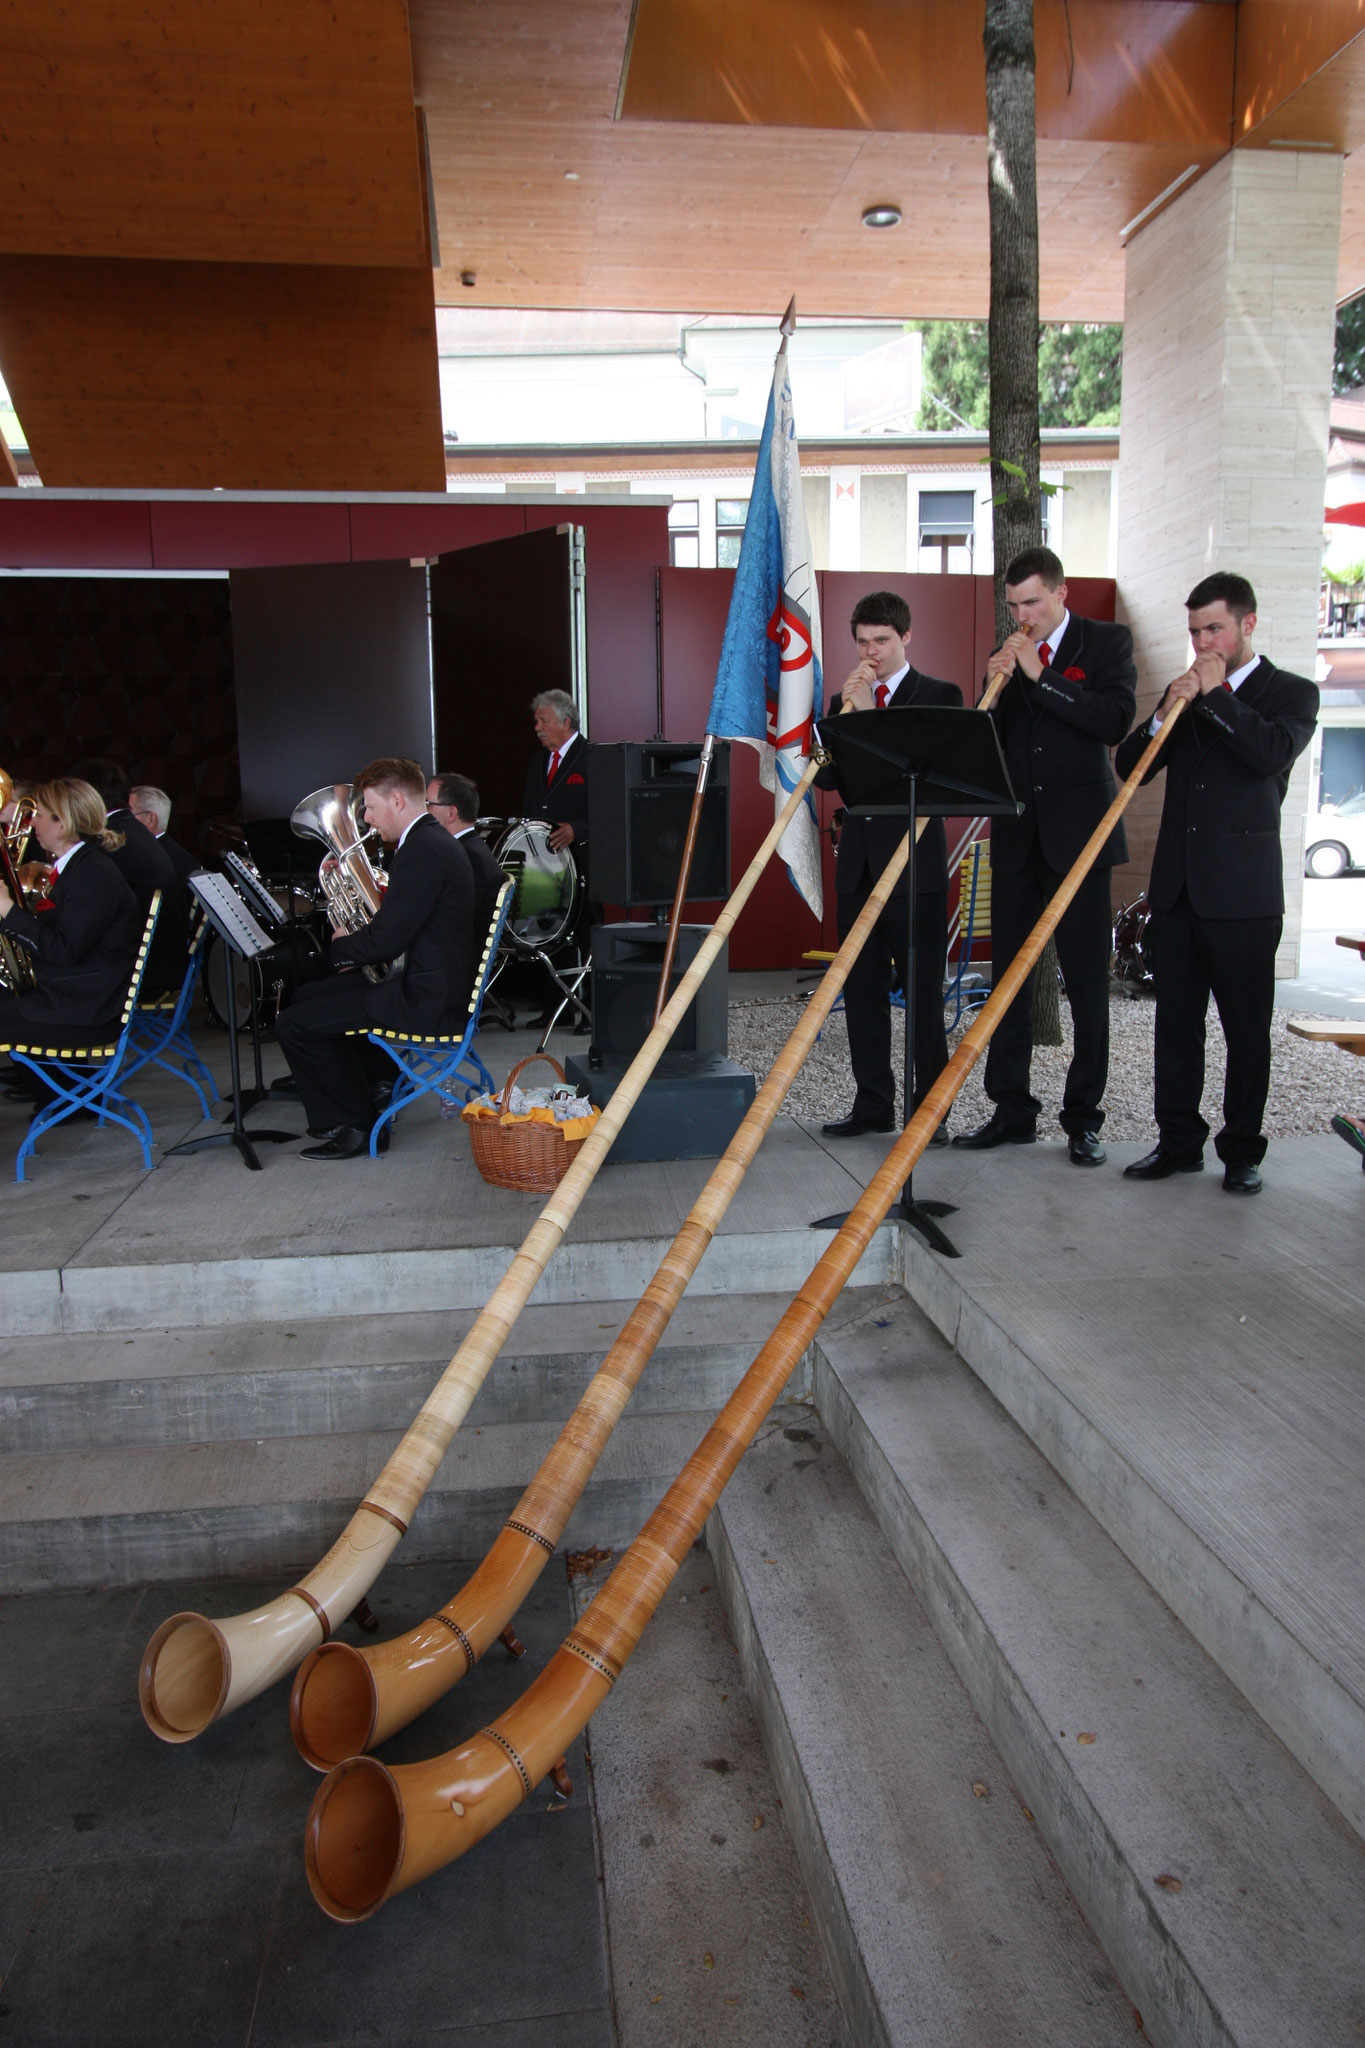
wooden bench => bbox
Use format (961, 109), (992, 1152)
(1286, 1020), (1365, 1056)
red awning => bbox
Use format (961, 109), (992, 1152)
(1325, 502), (1365, 525)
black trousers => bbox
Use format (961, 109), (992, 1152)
(275, 974), (390, 1133)
(1150, 891), (1280, 1167)
(983, 848), (1113, 1135)
(837, 885), (949, 1126)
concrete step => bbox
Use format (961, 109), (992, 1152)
(708, 1425), (1137, 2048)
(0, 1408), (711, 1594)
(808, 1296), (1365, 2048)
(894, 1140), (1365, 1842)
(0, 1291), (832, 1453)
(2, 1220), (899, 1337)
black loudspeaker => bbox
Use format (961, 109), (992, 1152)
(590, 923), (728, 1059)
(587, 742), (730, 907)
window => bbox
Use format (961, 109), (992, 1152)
(716, 497), (749, 568)
(917, 489), (977, 572)
(668, 498), (700, 569)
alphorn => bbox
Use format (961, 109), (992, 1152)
(289, 673), (1010, 1771)
(139, 762), (824, 1744)
(303, 695), (1183, 1921)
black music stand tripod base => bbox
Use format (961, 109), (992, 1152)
(809, 704), (1018, 1257)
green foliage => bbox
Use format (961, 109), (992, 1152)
(1334, 296), (1365, 395)
(916, 320), (1122, 431)
(1324, 560), (1365, 588)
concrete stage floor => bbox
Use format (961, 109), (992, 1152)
(1, 1016), (1362, 2042)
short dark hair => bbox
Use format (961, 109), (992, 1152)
(74, 756), (130, 809)
(850, 590), (911, 638)
(1003, 547), (1065, 591)
(429, 771), (479, 823)
(1186, 571), (1257, 621)
(354, 756), (427, 802)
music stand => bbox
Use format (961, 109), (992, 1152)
(811, 706), (1018, 1257)
(164, 874), (298, 1172)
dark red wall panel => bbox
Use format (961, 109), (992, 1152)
(149, 500), (352, 569)
(0, 497), (153, 569)
(349, 500), (524, 562)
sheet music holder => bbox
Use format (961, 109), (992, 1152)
(810, 706), (1018, 1257)
(164, 873), (297, 1172)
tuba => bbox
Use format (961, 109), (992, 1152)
(289, 784), (389, 982)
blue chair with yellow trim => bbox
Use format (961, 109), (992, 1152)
(123, 908), (219, 1119)
(351, 880), (514, 1158)
(2, 891), (163, 1181)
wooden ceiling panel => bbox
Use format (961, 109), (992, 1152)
(0, 0), (427, 268)
(0, 255), (445, 489)
(1236, 0), (1365, 141)
(618, 0), (1234, 150)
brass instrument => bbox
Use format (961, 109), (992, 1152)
(0, 766), (39, 991)
(289, 784), (388, 983)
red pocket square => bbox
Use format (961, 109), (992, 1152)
(1063, 666), (1086, 681)
(566, 772), (585, 785)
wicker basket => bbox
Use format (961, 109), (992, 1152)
(464, 1054), (595, 1193)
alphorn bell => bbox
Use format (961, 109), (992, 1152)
(139, 759), (825, 1743)
(290, 674), (1009, 1770)
(303, 697), (1186, 1921)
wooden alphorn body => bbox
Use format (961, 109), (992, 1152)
(304, 695), (1181, 1922)
(139, 763), (824, 1744)
(290, 676), (1009, 1771)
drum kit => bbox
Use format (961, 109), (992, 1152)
(474, 816), (590, 1040)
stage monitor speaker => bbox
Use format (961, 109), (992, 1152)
(587, 742), (730, 907)
(590, 923), (728, 1060)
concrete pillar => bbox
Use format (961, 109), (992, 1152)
(1114, 148), (1342, 972)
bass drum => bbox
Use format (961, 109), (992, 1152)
(488, 817), (580, 954)
(203, 927), (322, 1033)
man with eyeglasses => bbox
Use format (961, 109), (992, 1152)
(426, 773), (504, 937)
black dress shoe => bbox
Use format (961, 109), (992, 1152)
(1068, 1131), (1106, 1167)
(822, 1114), (895, 1138)
(300, 1123), (389, 1160)
(1123, 1147), (1203, 1180)
(1222, 1161), (1262, 1195)
(952, 1114), (1036, 1150)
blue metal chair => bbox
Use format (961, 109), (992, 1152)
(2, 891), (163, 1181)
(123, 909), (219, 1118)
(351, 881), (515, 1157)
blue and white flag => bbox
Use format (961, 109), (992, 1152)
(707, 329), (823, 921)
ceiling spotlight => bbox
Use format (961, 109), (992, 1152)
(460, 270), (477, 288)
(564, 170), (580, 180)
(861, 204), (902, 229)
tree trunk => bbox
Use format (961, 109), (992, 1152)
(984, 0), (1061, 1045)
(984, 0), (1041, 644)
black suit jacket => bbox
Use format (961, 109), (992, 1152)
(816, 666), (964, 896)
(1114, 657), (1319, 920)
(2, 842), (143, 1032)
(454, 826), (505, 942)
(522, 733), (589, 844)
(105, 809), (190, 993)
(989, 615), (1137, 874)
(330, 814), (475, 1032)
(158, 832), (199, 892)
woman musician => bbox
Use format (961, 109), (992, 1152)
(0, 778), (143, 1107)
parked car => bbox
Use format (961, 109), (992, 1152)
(1305, 791), (1365, 877)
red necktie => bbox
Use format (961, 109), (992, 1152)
(875, 683), (889, 709)
(547, 749), (561, 785)
(1038, 642), (1052, 668)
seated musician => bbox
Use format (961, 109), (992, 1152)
(426, 772), (504, 935)
(277, 756), (476, 1161)
(0, 778), (143, 1106)
(129, 783), (199, 892)
(75, 759), (190, 998)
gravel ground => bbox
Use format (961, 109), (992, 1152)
(727, 988), (1359, 1143)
